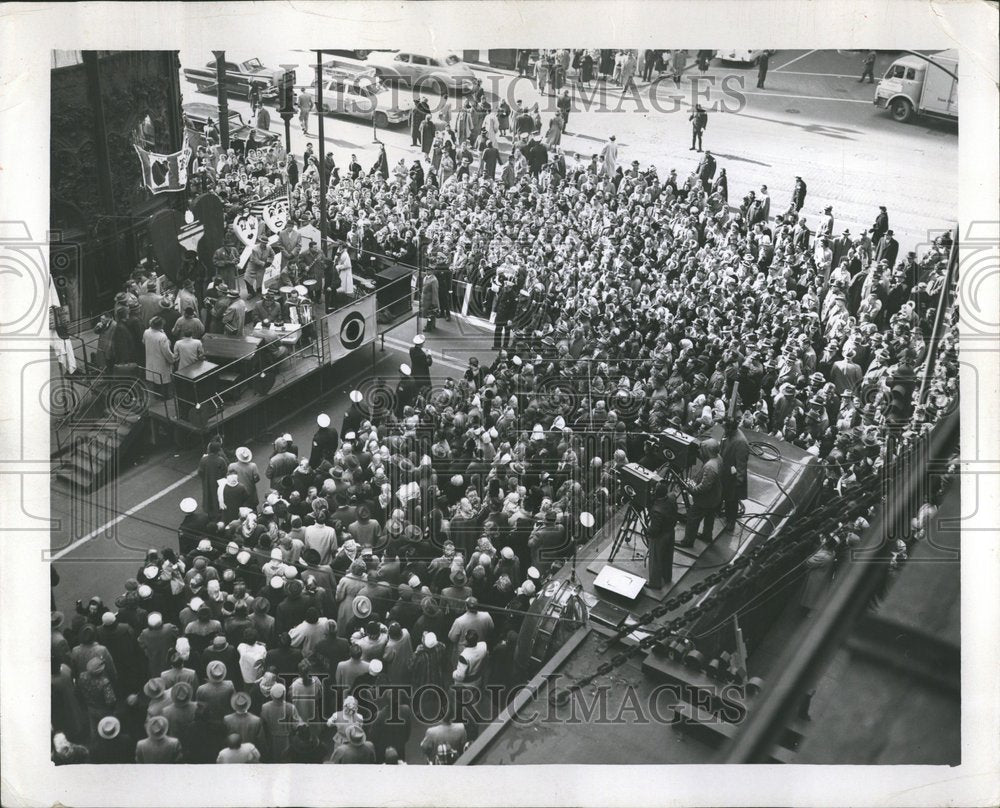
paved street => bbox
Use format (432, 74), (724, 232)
(178, 48), (956, 254)
(52, 47), (957, 615)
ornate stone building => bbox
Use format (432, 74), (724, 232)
(50, 51), (184, 322)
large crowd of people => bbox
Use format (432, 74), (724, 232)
(53, 76), (960, 765)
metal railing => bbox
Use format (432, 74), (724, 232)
(720, 407), (959, 762)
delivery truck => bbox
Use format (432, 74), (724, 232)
(874, 50), (958, 124)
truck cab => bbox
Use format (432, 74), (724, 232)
(874, 50), (958, 123)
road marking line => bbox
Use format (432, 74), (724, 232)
(48, 471), (198, 561)
(381, 336), (472, 372)
(773, 50), (818, 72)
(741, 90), (872, 105)
(773, 70), (863, 79)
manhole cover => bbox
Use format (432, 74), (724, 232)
(786, 108), (800, 114)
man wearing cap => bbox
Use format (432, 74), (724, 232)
(249, 287), (282, 328)
(831, 349), (863, 396)
(197, 440), (229, 517)
(688, 104), (708, 152)
(202, 634), (244, 689)
(528, 509), (567, 567)
(410, 631), (452, 715)
(90, 716), (136, 763)
(196, 660), (236, 720)
(162, 681), (199, 737)
(448, 597), (494, 660)
(137, 280), (164, 328)
(871, 205), (889, 246)
(222, 287), (249, 336)
(228, 447), (261, 508)
(95, 611), (143, 694)
(310, 412), (339, 468)
(874, 228), (899, 268)
(303, 510), (338, 567)
(224, 691), (267, 752)
(142, 316), (176, 397)
(260, 681), (304, 761)
(395, 363), (419, 417)
(410, 333), (434, 393)
(328, 724), (376, 764)
(646, 478), (679, 588)
(679, 438), (723, 548)
(419, 268), (440, 332)
(138, 612), (179, 680)
(173, 322), (205, 372)
(245, 236), (274, 300)
(453, 628), (489, 703)
(696, 150), (716, 193)
(177, 496), (213, 557)
(77, 656), (117, 742)
(720, 418), (750, 532)
(266, 438), (299, 488)
(135, 715), (183, 763)
(335, 643), (371, 691)
(161, 648), (199, 691)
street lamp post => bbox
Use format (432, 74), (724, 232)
(316, 51), (328, 262)
(212, 50), (230, 150)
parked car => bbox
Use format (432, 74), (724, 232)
(182, 55), (295, 103)
(716, 49), (769, 65)
(311, 67), (412, 127)
(182, 102), (282, 148)
(364, 50), (477, 93)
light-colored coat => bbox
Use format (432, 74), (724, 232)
(142, 327), (176, 384)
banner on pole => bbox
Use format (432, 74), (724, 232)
(323, 294), (378, 364)
(134, 143), (192, 194)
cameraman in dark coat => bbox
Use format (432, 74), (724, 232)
(646, 479), (679, 588)
(720, 419), (750, 531)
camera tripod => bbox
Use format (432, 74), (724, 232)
(607, 464), (693, 565)
(608, 494), (649, 564)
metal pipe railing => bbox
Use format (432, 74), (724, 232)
(918, 228), (959, 406)
(720, 407), (959, 762)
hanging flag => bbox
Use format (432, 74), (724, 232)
(134, 143), (192, 194)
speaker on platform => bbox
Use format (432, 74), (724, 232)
(618, 462), (662, 510)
